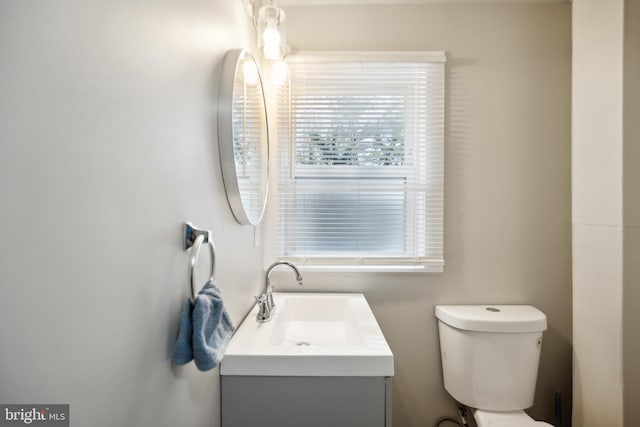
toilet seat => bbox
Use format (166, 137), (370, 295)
(474, 410), (554, 427)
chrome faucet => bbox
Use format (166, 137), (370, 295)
(256, 261), (304, 322)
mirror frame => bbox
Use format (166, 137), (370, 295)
(217, 49), (270, 226)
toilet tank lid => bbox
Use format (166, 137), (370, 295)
(435, 305), (547, 333)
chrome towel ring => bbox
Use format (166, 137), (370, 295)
(184, 222), (215, 303)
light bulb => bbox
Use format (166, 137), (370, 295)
(262, 27), (282, 60)
(262, 27), (281, 46)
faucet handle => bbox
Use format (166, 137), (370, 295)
(255, 294), (272, 322)
(255, 293), (268, 306)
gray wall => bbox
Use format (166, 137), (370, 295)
(268, 3), (573, 427)
(624, 0), (640, 423)
(0, 1), (264, 426)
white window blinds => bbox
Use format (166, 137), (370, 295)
(276, 52), (445, 272)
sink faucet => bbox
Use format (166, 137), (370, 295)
(256, 261), (304, 322)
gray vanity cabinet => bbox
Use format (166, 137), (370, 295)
(221, 375), (392, 427)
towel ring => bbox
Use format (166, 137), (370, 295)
(184, 223), (215, 303)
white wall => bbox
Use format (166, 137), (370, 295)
(0, 1), (263, 426)
(572, 0), (640, 425)
(572, 1), (627, 425)
(269, 3), (572, 426)
(0, 2), (575, 426)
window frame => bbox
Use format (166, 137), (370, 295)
(272, 51), (446, 273)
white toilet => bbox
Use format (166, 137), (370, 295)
(435, 305), (553, 427)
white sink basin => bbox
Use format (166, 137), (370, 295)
(221, 293), (394, 377)
(269, 294), (365, 346)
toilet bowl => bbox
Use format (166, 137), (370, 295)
(435, 305), (553, 427)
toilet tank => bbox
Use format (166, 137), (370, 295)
(435, 305), (547, 411)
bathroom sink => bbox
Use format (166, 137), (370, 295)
(220, 293), (394, 376)
(269, 294), (365, 346)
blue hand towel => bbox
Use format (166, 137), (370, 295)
(172, 299), (194, 365)
(172, 280), (235, 371)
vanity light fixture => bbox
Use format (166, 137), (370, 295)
(243, 0), (288, 60)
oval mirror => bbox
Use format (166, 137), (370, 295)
(217, 49), (270, 225)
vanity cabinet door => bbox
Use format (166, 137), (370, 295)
(221, 376), (392, 427)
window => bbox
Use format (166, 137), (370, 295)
(276, 52), (445, 272)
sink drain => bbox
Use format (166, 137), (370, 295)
(295, 341), (311, 346)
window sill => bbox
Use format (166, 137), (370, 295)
(293, 264), (444, 274)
